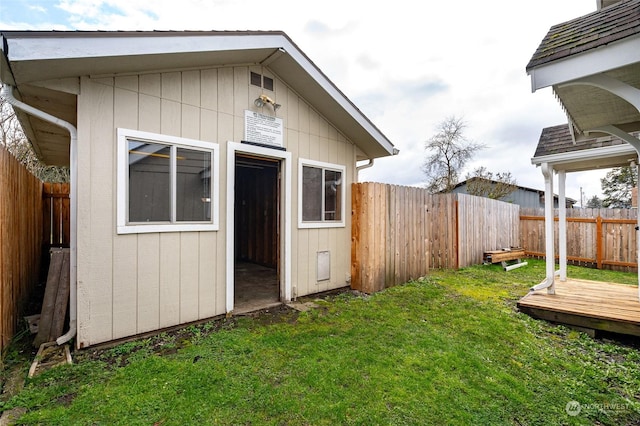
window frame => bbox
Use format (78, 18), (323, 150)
(298, 158), (346, 229)
(117, 128), (219, 234)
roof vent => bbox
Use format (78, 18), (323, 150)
(250, 71), (273, 91)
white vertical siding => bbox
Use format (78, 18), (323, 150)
(77, 77), (116, 345)
(137, 233), (160, 333)
(77, 64), (357, 347)
(159, 233), (180, 328)
(112, 84), (139, 339)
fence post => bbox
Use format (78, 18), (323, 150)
(596, 215), (603, 269)
(454, 198), (459, 270)
(350, 183), (361, 291)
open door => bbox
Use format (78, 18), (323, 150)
(233, 154), (280, 312)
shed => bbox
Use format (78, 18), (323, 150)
(0, 30), (396, 348)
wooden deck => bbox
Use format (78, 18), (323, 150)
(517, 278), (640, 337)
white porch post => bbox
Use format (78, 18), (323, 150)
(637, 161), (640, 301)
(560, 74), (640, 301)
(558, 170), (567, 281)
(542, 162), (555, 294)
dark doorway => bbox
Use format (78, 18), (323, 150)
(234, 154), (280, 312)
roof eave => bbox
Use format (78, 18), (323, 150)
(527, 34), (640, 92)
(531, 143), (637, 172)
(0, 30), (395, 162)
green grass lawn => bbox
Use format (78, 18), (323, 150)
(2, 259), (640, 425)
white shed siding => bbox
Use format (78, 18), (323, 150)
(77, 65), (355, 347)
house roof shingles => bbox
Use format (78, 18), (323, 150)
(526, 0), (640, 71)
(533, 124), (635, 158)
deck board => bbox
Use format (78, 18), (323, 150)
(517, 278), (640, 336)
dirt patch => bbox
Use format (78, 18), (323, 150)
(28, 343), (72, 377)
(50, 287), (358, 369)
(74, 315), (241, 368)
(55, 392), (76, 407)
(73, 303), (304, 367)
(237, 304), (300, 326)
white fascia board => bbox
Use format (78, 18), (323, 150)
(279, 39), (395, 156)
(5, 31), (394, 156)
(531, 143), (636, 167)
(528, 34), (640, 92)
(5, 33), (286, 61)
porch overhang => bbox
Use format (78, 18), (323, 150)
(526, 0), (640, 300)
(531, 140), (638, 172)
(0, 30), (395, 166)
(526, 2), (640, 139)
(528, 53), (640, 140)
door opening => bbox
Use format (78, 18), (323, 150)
(233, 154), (281, 312)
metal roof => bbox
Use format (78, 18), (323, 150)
(453, 176), (577, 203)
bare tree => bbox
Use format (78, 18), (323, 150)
(0, 97), (69, 182)
(423, 116), (484, 193)
(464, 166), (517, 200)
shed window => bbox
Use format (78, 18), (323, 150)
(299, 159), (345, 228)
(117, 129), (219, 234)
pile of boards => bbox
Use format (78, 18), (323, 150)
(483, 247), (528, 271)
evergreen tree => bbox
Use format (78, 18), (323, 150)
(585, 195), (603, 208)
(601, 166), (637, 208)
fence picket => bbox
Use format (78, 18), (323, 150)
(0, 146), (43, 354)
(351, 183), (520, 292)
(520, 208), (637, 272)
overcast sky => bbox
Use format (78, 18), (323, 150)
(0, 0), (607, 204)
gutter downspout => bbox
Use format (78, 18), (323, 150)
(1, 84), (78, 346)
(356, 159), (374, 182)
(530, 162), (555, 294)
(355, 148), (399, 182)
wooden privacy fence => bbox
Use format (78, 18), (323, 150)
(521, 207), (638, 272)
(457, 193), (520, 267)
(351, 183), (520, 293)
(42, 183), (71, 249)
(0, 146), (43, 354)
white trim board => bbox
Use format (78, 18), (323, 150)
(226, 142), (292, 312)
(528, 35), (640, 91)
(297, 158), (346, 229)
(116, 128), (220, 234)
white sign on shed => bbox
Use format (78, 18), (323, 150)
(244, 110), (284, 147)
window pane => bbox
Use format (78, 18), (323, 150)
(128, 141), (171, 222)
(176, 148), (211, 222)
(324, 169), (342, 221)
(302, 166), (322, 221)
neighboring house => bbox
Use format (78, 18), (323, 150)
(451, 177), (577, 209)
(525, 0), (640, 290)
(0, 31), (396, 348)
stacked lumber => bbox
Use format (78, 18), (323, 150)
(33, 248), (70, 347)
